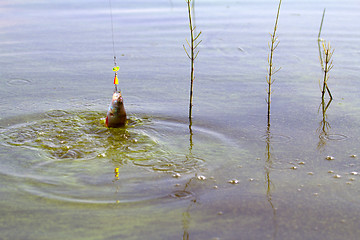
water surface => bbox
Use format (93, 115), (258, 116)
(1, 0), (360, 239)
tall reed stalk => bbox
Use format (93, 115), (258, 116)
(266, 0), (282, 126)
(321, 40), (334, 100)
(183, 0), (202, 120)
(317, 9), (333, 100)
(317, 8), (326, 70)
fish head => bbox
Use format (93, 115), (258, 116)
(106, 91), (127, 127)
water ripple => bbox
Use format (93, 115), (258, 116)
(319, 134), (348, 141)
(6, 78), (32, 86)
(259, 133), (292, 143)
(0, 111), (233, 204)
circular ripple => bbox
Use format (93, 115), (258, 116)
(259, 133), (292, 143)
(0, 111), (234, 204)
(319, 134), (348, 141)
(169, 190), (194, 199)
(45, 110), (68, 118)
(6, 78), (32, 86)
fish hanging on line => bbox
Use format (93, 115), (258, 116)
(105, 66), (127, 128)
(106, 0), (126, 127)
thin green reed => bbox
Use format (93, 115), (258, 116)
(317, 8), (333, 100)
(183, 0), (202, 120)
(266, 0), (282, 126)
(321, 40), (334, 100)
(318, 8), (326, 40)
(318, 8), (326, 71)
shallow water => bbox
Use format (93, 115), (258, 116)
(1, 0), (360, 239)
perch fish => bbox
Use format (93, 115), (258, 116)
(105, 91), (126, 128)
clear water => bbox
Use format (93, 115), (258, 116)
(1, 0), (360, 239)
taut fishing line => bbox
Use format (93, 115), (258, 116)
(109, 0), (119, 92)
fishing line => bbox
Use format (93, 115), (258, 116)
(109, 0), (119, 91)
(109, 0), (116, 63)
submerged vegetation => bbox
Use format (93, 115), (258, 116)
(266, 0), (282, 126)
(183, 0), (202, 120)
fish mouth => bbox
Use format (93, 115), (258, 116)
(112, 92), (123, 102)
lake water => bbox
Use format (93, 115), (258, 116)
(1, 0), (360, 239)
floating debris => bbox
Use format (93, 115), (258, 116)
(349, 178), (356, 181)
(217, 211), (223, 215)
(328, 170), (334, 173)
(211, 238), (221, 240)
(326, 156), (335, 160)
(298, 161), (305, 165)
(350, 154), (357, 158)
(333, 174), (341, 179)
(213, 185), (218, 189)
(350, 172), (358, 176)
(172, 173), (181, 178)
(197, 175), (206, 181)
(291, 166), (298, 170)
(228, 179), (239, 184)
(307, 172), (314, 175)
(249, 178), (255, 182)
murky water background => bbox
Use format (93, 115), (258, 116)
(1, 0), (360, 239)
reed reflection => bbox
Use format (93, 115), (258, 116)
(264, 121), (278, 240)
(181, 118), (197, 240)
(317, 98), (332, 151)
(181, 178), (197, 240)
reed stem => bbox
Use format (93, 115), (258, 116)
(321, 40), (334, 100)
(267, 0), (282, 126)
(184, 0), (202, 120)
(318, 8), (326, 70)
(318, 8), (326, 40)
